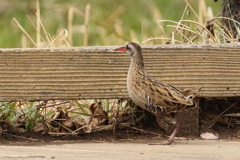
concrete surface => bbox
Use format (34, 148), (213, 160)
(0, 140), (240, 160)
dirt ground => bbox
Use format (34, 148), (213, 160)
(0, 136), (240, 160)
(0, 124), (240, 160)
(0, 127), (170, 145)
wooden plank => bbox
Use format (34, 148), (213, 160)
(0, 44), (240, 101)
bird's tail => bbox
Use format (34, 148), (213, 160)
(179, 87), (201, 99)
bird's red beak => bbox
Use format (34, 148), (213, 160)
(114, 46), (126, 52)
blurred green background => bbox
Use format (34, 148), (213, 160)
(0, 0), (221, 48)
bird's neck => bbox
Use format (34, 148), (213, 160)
(130, 55), (145, 71)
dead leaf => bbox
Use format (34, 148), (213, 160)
(12, 127), (26, 133)
(33, 122), (45, 132)
(84, 102), (108, 132)
(51, 109), (76, 133)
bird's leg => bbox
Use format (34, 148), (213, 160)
(148, 123), (180, 145)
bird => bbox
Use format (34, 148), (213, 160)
(115, 42), (200, 145)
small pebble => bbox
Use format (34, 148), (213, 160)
(200, 132), (219, 140)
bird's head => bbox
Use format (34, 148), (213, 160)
(114, 42), (142, 58)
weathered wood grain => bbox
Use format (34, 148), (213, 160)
(0, 44), (240, 101)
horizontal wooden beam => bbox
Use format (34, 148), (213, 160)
(0, 44), (240, 101)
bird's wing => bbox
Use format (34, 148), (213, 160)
(172, 86), (201, 98)
(142, 77), (195, 110)
(160, 83), (194, 106)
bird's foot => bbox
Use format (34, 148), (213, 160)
(148, 124), (180, 145)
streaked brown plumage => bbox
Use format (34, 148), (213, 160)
(115, 42), (200, 145)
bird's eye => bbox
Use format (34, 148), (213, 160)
(126, 45), (132, 51)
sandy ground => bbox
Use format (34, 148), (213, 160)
(0, 139), (240, 160)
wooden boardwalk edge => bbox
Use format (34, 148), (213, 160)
(0, 43), (240, 101)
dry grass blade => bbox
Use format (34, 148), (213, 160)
(158, 19), (217, 44)
(206, 102), (237, 128)
(119, 123), (162, 137)
(142, 37), (183, 45)
(165, 25), (195, 44)
(157, 20), (194, 43)
(115, 23), (124, 44)
(3, 132), (40, 141)
(48, 132), (77, 136)
(72, 5), (130, 42)
(68, 7), (74, 44)
(171, 32), (175, 44)
(26, 15), (45, 45)
(215, 16), (240, 42)
(155, 2), (228, 44)
(21, 35), (27, 48)
(198, 0), (207, 24)
(13, 18), (38, 47)
(157, 14), (240, 44)
(223, 113), (240, 117)
(184, 0), (199, 20)
(36, 0), (41, 47)
(180, 20), (217, 42)
(83, 4), (91, 46)
(36, 13), (52, 47)
(156, 21), (168, 38)
(46, 29), (69, 47)
(178, 4), (188, 26)
(158, 19), (191, 30)
(71, 126), (88, 134)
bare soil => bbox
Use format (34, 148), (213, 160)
(0, 124), (239, 146)
(0, 126), (162, 145)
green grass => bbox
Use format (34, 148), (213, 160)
(0, 0), (221, 48)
